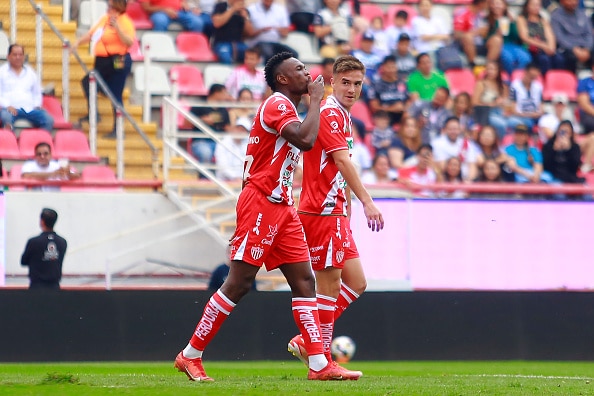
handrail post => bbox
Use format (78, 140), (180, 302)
(35, 4), (43, 83)
(62, 41), (70, 122)
(116, 108), (125, 180)
(10, 0), (17, 43)
(63, 0), (71, 23)
(89, 71), (98, 155)
(162, 100), (170, 184)
(143, 43), (151, 124)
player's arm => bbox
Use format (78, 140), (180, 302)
(281, 75), (325, 151)
(331, 149), (384, 232)
(346, 185), (352, 220)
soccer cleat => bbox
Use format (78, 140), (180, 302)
(287, 334), (308, 366)
(308, 361), (349, 381)
(330, 361), (362, 380)
(174, 352), (214, 382)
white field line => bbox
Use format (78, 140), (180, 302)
(453, 374), (593, 381)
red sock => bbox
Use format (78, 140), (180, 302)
(189, 290), (236, 351)
(334, 283), (359, 321)
(292, 297), (324, 356)
(317, 294), (336, 360)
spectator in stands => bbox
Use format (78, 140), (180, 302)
(72, 0), (134, 139)
(410, 0), (451, 55)
(407, 52), (449, 102)
(246, 0), (297, 64)
(140, 0), (205, 32)
(387, 116), (423, 170)
(367, 55), (410, 126)
(542, 120), (585, 185)
(551, 0), (593, 73)
(506, 63), (543, 132)
(438, 156), (469, 199)
(189, 84), (232, 166)
(452, 92), (476, 137)
(286, 0), (322, 33)
(350, 117), (373, 172)
(392, 33), (416, 80)
(319, 57), (336, 99)
(191, 0), (217, 37)
(409, 86), (452, 143)
(211, 0), (254, 64)
(214, 117), (250, 181)
(474, 124), (513, 181)
(228, 88), (257, 126)
(225, 47), (267, 101)
(209, 246), (257, 290)
(361, 153), (397, 185)
(398, 143), (440, 197)
(504, 124), (551, 183)
(21, 208), (67, 290)
(352, 32), (383, 84)
(21, 142), (81, 192)
(516, 0), (561, 75)
(477, 158), (504, 182)
(538, 92), (572, 144)
(452, 0), (490, 70)
(471, 60), (509, 138)
(486, 0), (531, 77)
(313, 0), (354, 59)
(576, 60), (594, 172)
(370, 110), (395, 156)
(431, 115), (479, 181)
(0, 44), (54, 132)
(386, 10), (412, 52)
(367, 16), (391, 58)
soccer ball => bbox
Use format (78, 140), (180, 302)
(330, 335), (356, 363)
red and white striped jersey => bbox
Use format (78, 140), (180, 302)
(299, 95), (353, 216)
(243, 92), (302, 206)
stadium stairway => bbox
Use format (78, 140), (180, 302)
(0, 0), (192, 181)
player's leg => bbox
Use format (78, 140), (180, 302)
(335, 257), (367, 321)
(175, 260), (259, 381)
(314, 267), (342, 361)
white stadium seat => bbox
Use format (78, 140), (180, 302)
(140, 32), (185, 62)
(133, 65), (171, 95)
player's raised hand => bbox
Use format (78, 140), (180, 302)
(363, 201), (384, 232)
(308, 74), (325, 103)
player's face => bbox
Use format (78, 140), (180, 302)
(331, 70), (364, 110)
(280, 58), (311, 95)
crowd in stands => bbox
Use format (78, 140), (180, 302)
(7, 0), (594, 198)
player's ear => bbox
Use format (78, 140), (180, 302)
(277, 73), (287, 86)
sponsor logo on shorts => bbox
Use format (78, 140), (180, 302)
(342, 241), (351, 248)
(261, 224), (278, 246)
(253, 213), (262, 235)
(310, 255), (321, 262)
(310, 245), (324, 253)
(336, 250), (344, 263)
(251, 245), (264, 261)
(336, 218), (342, 239)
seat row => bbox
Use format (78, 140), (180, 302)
(0, 128), (99, 162)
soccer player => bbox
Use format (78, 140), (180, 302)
(287, 55), (385, 373)
(174, 52), (353, 382)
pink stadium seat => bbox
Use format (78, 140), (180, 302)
(543, 70), (577, 101)
(42, 95), (73, 129)
(83, 165), (122, 192)
(53, 129), (100, 162)
(176, 32), (217, 62)
(18, 128), (53, 158)
(445, 68), (476, 96)
(386, 5), (417, 27)
(0, 129), (22, 159)
(126, 0), (153, 30)
(359, 4), (386, 23)
(308, 64), (323, 80)
(8, 163), (24, 191)
(170, 64), (208, 96)
(351, 100), (375, 133)
(433, 0), (472, 4)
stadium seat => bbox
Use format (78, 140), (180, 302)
(308, 64), (323, 80)
(53, 129), (100, 162)
(82, 165), (123, 192)
(0, 31), (9, 60)
(141, 32), (185, 62)
(445, 69), (476, 96)
(386, 5), (417, 26)
(359, 4), (386, 23)
(281, 31), (321, 64)
(79, 0), (108, 29)
(8, 163), (24, 191)
(125, 0), (153, 30)
(351, 100), (375, 133)
(170, 64), (208, 96)
(175, 32), (217, 62)
(543, 70), (577, 101)
(42, 95), (73, 129)
(18, 128), (54, 158)
(433, 0), (472, 4)
(0, 129), (22, 159)
(133, 65), (171, 95)
(203, 63), (234, 90)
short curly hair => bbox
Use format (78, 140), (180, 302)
(264, 52), (295, 92)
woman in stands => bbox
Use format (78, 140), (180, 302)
(72, 0), (135, 139)
(361, 153), (397, 185)
(387, 116), (422, 171)
(516, 0), (561, 76)
(471, 60), (509, 139)
(438, 157), (468, 199)
(452, 92), (476, 138)
(475, 125), (513, 181)
(228, 88), (257, 127)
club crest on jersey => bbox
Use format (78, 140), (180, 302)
(336, 250), (344, 263)
(251, 245), (264, 260)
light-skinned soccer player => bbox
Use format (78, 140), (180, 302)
(288, 55), (385, 373)
(174, 52), (358, 382)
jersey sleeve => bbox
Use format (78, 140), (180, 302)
(318, 108), (349, 154)
(262, 96), (301, 136)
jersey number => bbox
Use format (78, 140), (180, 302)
(243, 155), (254, 180)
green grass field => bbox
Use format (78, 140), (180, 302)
(0, 361), (592, 395)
